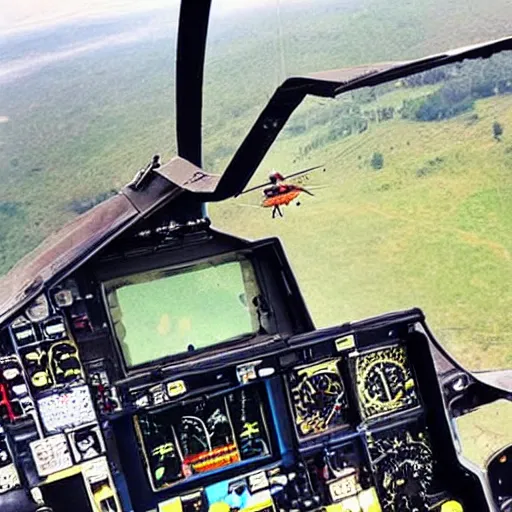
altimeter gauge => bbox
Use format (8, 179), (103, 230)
(354, 345), (419, 420)
(288, 359), (348, 437)
(367, 427), (436, 512)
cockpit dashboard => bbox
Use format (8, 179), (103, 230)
(0, 222), (505, 512)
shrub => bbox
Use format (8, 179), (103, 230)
(370, 152), (384, 170)
(493, 121), (504, 141)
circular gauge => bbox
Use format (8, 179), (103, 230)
(356, 346), (419, 420)
(369, 431), (435, 512)
(290, 360), (347, 436)
(179, 416), (210, 455)
(363, 358), (412, 406)
(25, 294), (50, 322)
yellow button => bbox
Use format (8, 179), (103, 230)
(441, 500), (464, 512)
(209, 503), (231, 512)
(340, 496), (361, 512)
(159, 497), (183, 512)
(324, 505), (344, 512)
(358, 488), (382, 512)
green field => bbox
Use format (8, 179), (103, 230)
(456, 399), (512, 468)
(212, 84), (512, 372)
(1, 1), (511, 372)
(2, 0), (512, 274)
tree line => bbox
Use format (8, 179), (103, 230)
(400, 52), (512, 122)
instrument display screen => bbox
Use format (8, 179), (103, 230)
(104, 257), (261, 368)
(136, 386), (270, 490)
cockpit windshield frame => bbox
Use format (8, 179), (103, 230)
(175, 0), (512, 203)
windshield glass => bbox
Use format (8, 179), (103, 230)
(1, 2), (511, 374)
(203, 0), (512, 174)
(211, 51), (512, 372)
(0, 2), (178, 275)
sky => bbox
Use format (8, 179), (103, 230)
(0, 0), (176, 33)
(0, 0), (302, 35)
(0, 0), (307, 82)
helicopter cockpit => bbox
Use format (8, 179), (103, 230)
(0, 169), (509, 512)
(0, 1), (511, 512)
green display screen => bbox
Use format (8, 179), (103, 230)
(104, 259), (260, 367)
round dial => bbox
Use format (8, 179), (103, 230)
(356, 346), (419, 420)
(290, 360), (347, 436)
(369, 431), (435, 512)
(179, 416), (210, 455)
(363, 359), (411, 405)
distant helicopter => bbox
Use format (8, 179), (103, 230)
(239, 165), (325, 218)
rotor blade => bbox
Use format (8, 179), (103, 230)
(282, 164), (324, 181)
(239, 181), (272, 195)
(235, 203), (262, 209)
(239, 164), (324, 195)
(301, 187), (315, 196)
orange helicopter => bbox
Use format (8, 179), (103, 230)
(240, 165), (325, 218)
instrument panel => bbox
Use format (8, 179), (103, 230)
(136, 385), (271, 491)
(0, 239), (483, 512)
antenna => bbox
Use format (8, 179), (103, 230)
(276, 0), (287, 83)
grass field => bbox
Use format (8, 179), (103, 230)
(456, 399), (512, 468)
(211, 88), (512, 372)
(2, 0), (512, 274)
